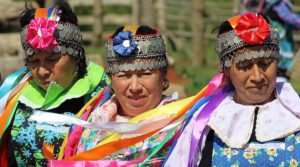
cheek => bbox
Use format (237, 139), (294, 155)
(111, 79), (128, 95)
(266, 62), (278, 80)
(146, 76), (164, 95)
(28, 67), (38, 78)
(229, 69), (248, 89)
(53, 57), (76, 86)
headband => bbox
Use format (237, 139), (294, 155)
(105, 26), (167, 73)
(20, 7), (83, 58)
(216, 13), (280, 70)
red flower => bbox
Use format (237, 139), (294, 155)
(234, 13), (270, 44)
(26, 18), (58, 50)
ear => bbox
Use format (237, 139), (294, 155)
(223, 68), (230, 78)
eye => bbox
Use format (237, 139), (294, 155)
(258, 58), (273, 68)
(236, 61), (253, 71)
(115, 72), (129, 78)
(140, 70), (154, 78)
(26, 56), (39, 64)
(47, 54), (61, 62)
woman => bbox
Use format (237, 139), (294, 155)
(48, 25), (180, 166)
(164, 12), (300, 166)
(0, 1), (109, 166)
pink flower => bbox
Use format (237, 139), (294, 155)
(26, 18), (58, 50)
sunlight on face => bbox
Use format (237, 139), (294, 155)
(228, 55), (277, 105)
(111, 69), (165, 117)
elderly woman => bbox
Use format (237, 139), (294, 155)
(165, 12), (300, 166)
(51, 25), (179, 166)
(0, 1), (109, 166)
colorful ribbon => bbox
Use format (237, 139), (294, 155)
(0, 67), (28, 99)
(64, 88), (110, 158)
(49, 157), (146, 167)
(35, 7), (60, 21)
(47, 73), (225, 166)
(0, 71), (31, 139)
(188, 88), (229, 166)
(163, 73), (226, 166)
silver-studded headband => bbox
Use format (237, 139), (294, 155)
(21, 21), (82, 58)
(216, 13), (280, 70)
(105, 30), (167, 74)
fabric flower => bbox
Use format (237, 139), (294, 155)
(113, 31), (138, 57)
(26, 18), (58, 50)
(234, 12), (270, 44)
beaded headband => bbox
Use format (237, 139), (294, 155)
(105, 26), (167, 73)
(216, 13), (280, 70)
(20, 7), (83, 58)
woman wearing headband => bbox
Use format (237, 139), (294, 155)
(164, 12), (300, 166)
(0, 1), (109, 166)
(50, 25), (179, 166)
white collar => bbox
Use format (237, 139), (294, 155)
(207, 82), (300, 148)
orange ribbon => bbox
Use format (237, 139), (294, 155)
(0, 81), (29, 137)
(62, 86), (208, 161)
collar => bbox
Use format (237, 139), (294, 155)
(18, 62), (105, 110)
(207, 82), (300, 148)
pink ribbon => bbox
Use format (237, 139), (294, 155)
(48, 157), (146, 167)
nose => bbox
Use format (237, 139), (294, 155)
(129, 76), (143, 93)
(37, 64), (51, 79)
(251, 64), (264, 83)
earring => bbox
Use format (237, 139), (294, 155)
(163, 79), (170, 91)
(74, 66), (79, 78)
(108, 85), (115, 94)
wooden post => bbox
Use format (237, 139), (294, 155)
(157, 0), (166, 32)
(45, 0), (54, 7)
(140, 0), (155, 27)
(191, 0), (205, 66)
(233, 0), (243, 15)
(178, 0), (185, 50)
(132, 0), (140, 25)
(92, 0), (103, 47)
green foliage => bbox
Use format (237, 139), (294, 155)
(168, 40), (219, 96)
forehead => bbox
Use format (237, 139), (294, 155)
(27, 51), (53, 57)
(113, 69), (159, 75)
(234, 45), (265, 55)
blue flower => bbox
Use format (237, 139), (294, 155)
(14, 114), (25, 126)
(16, 133), (27, 144)
(113, 31), (138, 57)
(24, 150), (32, 158)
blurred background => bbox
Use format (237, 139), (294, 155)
(1, 0), (300, 98)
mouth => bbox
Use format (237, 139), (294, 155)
(248, 84), (268, 91)
(128, 95), (146, 101)
(128, 95), (146, 105)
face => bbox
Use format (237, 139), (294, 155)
(227, 55), (278, 105)
(111, 69), (165, 117)
(26, 51), (77, 90)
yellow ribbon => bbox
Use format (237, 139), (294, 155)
(63, 85), (208, 161)
(123, 25), (139, 35)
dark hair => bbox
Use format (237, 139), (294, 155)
(218, 13), (270, 36)
(20, 0), (78, 28)
(112, 25), (157, 38)
(20, 0), (87, 78)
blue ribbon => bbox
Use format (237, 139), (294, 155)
(0, 67), (28, 99)
(162, 96), (213, 166)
